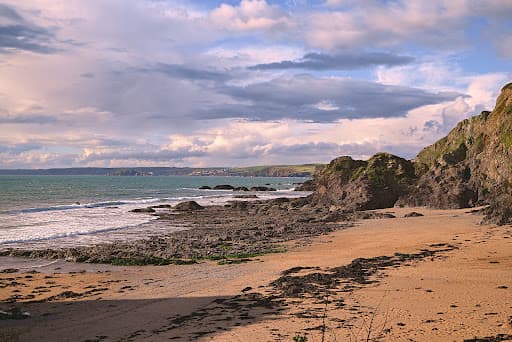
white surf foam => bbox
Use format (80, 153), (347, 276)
(0, 189), (311, 249)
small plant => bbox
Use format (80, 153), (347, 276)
(347, 295), (390, 342)
(293, 335), (308, 342)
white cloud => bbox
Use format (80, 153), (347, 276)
(313, 100), (339, 111)
(210, 0), (294, 32)
(205, 45), (303, 68)
(307, 0), (469, 50)
(375, 57), (466, 91)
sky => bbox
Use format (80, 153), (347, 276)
(0, 0), (511, 169)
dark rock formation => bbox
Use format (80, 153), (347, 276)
(213, 185), (235, 190)
(173, 201), (204, 211)
(404, 212), (424, 218)
(150, 204), (172, 209)
(199, 186), (211, 190)
(250, 186), (276, 191)
(481, 193), (512, 225)
(295, 179), (315, 191)
(356, 211), (396, 219)
(130, 207), (155, 213)
(233, 186), (249, 191)
(312, 153), (416, 211)
(233, 194), (258, 199)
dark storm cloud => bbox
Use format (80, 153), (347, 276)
(197, 75), (461, 122)
(249, 52), (415, 71)
(0, 3), (56, 54)
(0, 114), (59, 124)
(0, 3), (21, 20)
(140, 63), (230, 82)
(0, 24), (56, 53)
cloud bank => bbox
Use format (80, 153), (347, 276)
(0, 0), (510, 168)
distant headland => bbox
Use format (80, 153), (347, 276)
(0, 164), (324, 177)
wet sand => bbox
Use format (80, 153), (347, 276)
(1, 207), (511, 341)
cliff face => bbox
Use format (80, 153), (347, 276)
(398, 84), (512, 209)
(312, 83), (512, 223)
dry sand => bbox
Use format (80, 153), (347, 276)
(1, 207), (511, 341)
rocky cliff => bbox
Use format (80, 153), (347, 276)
(399, 83), (512, 211)
(312, 83), (512, 224)
(312, 153), (416, 211)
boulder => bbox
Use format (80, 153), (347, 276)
(174, 201), (204, 211)
(199, 186), (211, 190)
(213, 185), (235, 190)
(295, 179), (315, 191)
(269, 197), (290, 205)
(404, 212), (424, 218)
(0, 268), (19, 273)
(233, 186), (249, 191)
(233, 194), (258, 199)
(482, 194), (512, 225)
(250, 186), (276, 191)
(130, 207), (155, 213)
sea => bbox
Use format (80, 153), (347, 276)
(0, 175), (310, 250)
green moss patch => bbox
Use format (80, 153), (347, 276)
(501, 133), (512, 149)
(108, 256), (197, 266)
(201, 248), (287, 265)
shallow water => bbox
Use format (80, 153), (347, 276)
(0, 175), (309, 249)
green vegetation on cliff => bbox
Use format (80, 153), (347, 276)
(415, 111), (490, 170)
(229, 164), (324, 177)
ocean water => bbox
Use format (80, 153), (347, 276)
(0, 175), (309, 249)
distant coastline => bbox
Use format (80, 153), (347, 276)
(0, 164), (324, 177)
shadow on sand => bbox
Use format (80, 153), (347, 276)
(1, 291), (287, 342)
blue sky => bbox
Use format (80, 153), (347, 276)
(0, 0), (511, 168)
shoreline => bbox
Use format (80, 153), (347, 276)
(1, 197), (357, 265)
(1, 207), (511, 341)
(0, 188), (311, 251)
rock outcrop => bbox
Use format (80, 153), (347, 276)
(312, 153), (416, 211)
(174, 201), (204, 211)
(213, 185), (235, 190)
(250, 186), (276, 192)
(130, 207), (156, 213)
(295, 179), (315, 191)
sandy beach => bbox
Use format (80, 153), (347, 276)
(2, 1), (512, 341)
(1, 207), (511, 341)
